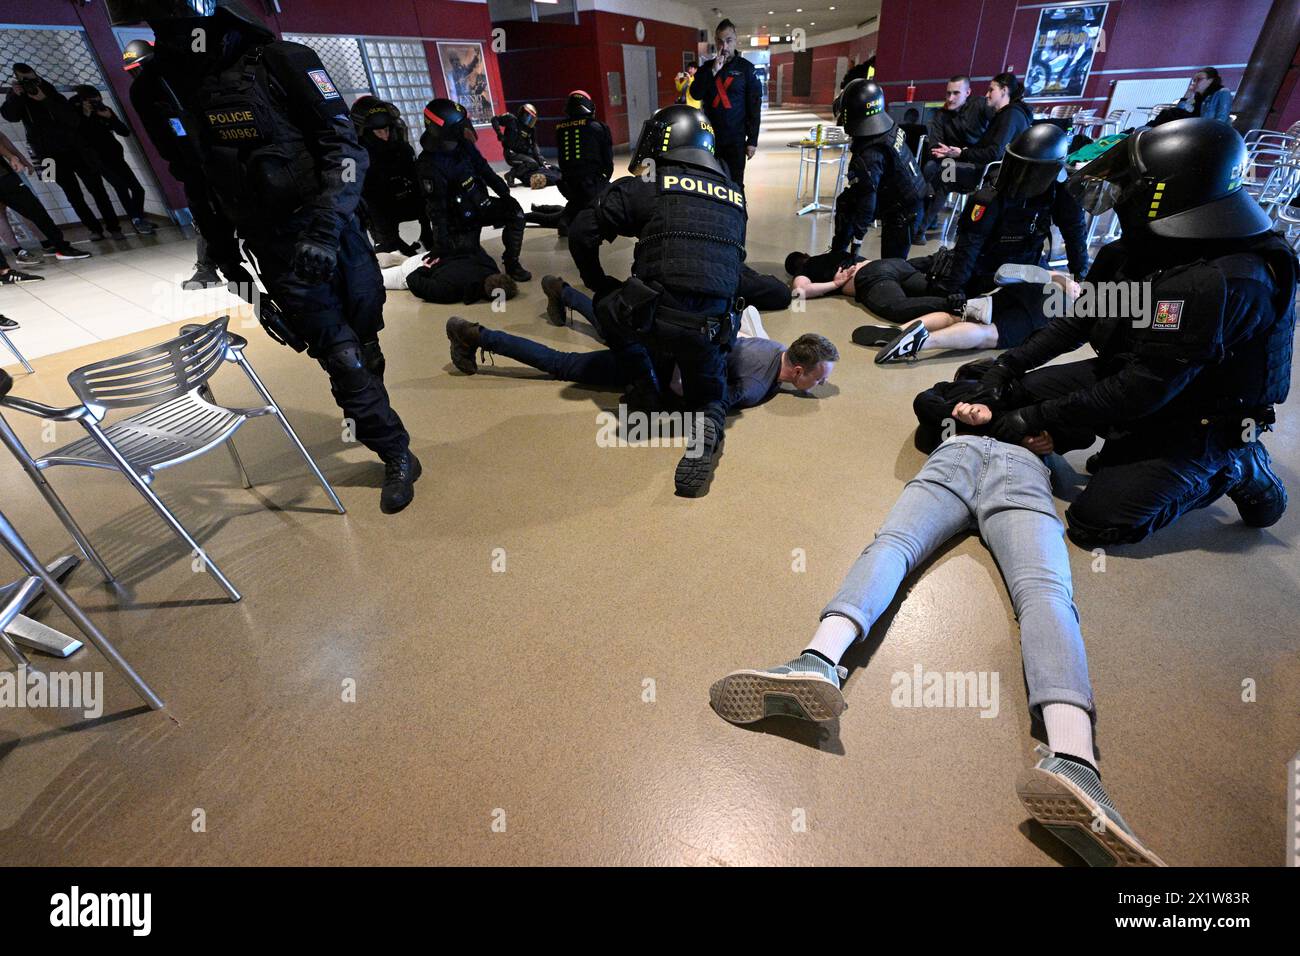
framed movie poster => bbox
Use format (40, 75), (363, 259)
(1025, 4), (1108, 100)
(437, 41), (494, 125)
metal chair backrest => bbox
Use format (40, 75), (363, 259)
(67, 316), (231, 413)
(1258, 160), (1300, 211)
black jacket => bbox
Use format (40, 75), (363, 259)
(690, 53), (762, 147)
(960, 100), (1033, 169)
(999, 233), (1297, 434)
(491, 113), (543, 167)
(1, 79), (82, 158)
(69, 95), (133, 163)
(417, 137), (512, 253)
(927, 97), (994, 150)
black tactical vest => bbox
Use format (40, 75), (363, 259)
(1096, 233), (1296, 417)
(556, 117), (603, 177)
(862, 125), (925, 213)
(192, 47), (319, 229)
(632, 164), (747, 300)
(1198, 235), (1296, 411)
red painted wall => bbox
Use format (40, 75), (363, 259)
(771, 33), (878, 111)
(494, 11), (698, 149)
(1, 0), (504, 214)
(874, 0), (1271, 120)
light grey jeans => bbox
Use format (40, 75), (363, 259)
(823, 435), (1095, 717)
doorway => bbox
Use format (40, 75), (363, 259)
(622, 45), (657, 143)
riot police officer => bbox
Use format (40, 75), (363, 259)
(569, 105), (747, 497)
(554, 91), (613, 226)
(108, 0), (420, 515)
(965, 118), (1295, 544)
(491, 103), (558, 188)
(350, 96), (431, 255)
(417, 97), (531, 282)
(832, 79), (927, 261)
(928, 121), (1089, 297)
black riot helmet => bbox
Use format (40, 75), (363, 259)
(995, 122), (1069, 200)
(422, 97), (470, 153)
(1066, 117), (1270, 240)
(836, 79), (893, 137)
(122, 38), (155, 73)
(630, 104), (722, 175)
(352, 96), (405, 142)
(517, 103), (538, 130)
(565, 90), (595, 119)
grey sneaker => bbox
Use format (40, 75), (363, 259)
(710, 652), (848, 724)
(1016, 746), (1166, 866)
(11, 248), (41, 266)
(994, 263), (1055, 286)
(875, 319), (928, 364)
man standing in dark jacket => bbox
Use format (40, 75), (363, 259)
(831, 80), (926, 261)
(689, 19), (761, 187)
(3, 65), (124, 239)
(69, 85), (155, 235)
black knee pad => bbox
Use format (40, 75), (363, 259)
(360, 340), (385, 378)
(319, 343), (370, 394)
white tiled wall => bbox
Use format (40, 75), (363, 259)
(0, 26), (171, 233)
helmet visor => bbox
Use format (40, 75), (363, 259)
(106, 0), (215, 25)
(1065, 131), (1144, 216)
(629, 118), (663, 173)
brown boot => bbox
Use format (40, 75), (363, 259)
(446, 316), (483, 375)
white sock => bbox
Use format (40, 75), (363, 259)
(1042, 702), (1096, 770)
(804, 614), (860, 665)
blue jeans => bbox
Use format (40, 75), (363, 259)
(477, 327), (624, 387)
(822, 436), (1095, 718)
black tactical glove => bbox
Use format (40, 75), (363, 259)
(292, 236), (338, 284)
(990, 405), (1046, 445)
(962, 358), (1022, 407)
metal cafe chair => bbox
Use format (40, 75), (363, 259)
(0, 369), (162, 710)
(0, 316), (345, 603)
(939, 160), (1001, 248)
(1, 321), (34, 375)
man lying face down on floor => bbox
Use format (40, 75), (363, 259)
(445, 312), (837, 425)
(379, 244), (517, 306)
(709, 412), (1165, 868)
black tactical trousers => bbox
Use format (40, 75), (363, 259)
(599, 287), (733, 431)
(472, 196), (525, 264)
(245, 214), (409, 461)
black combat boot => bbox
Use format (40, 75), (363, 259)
(1227, 442), (1287, 527)
(674, 416), (724, 498)
(380, 450), (422, 514)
